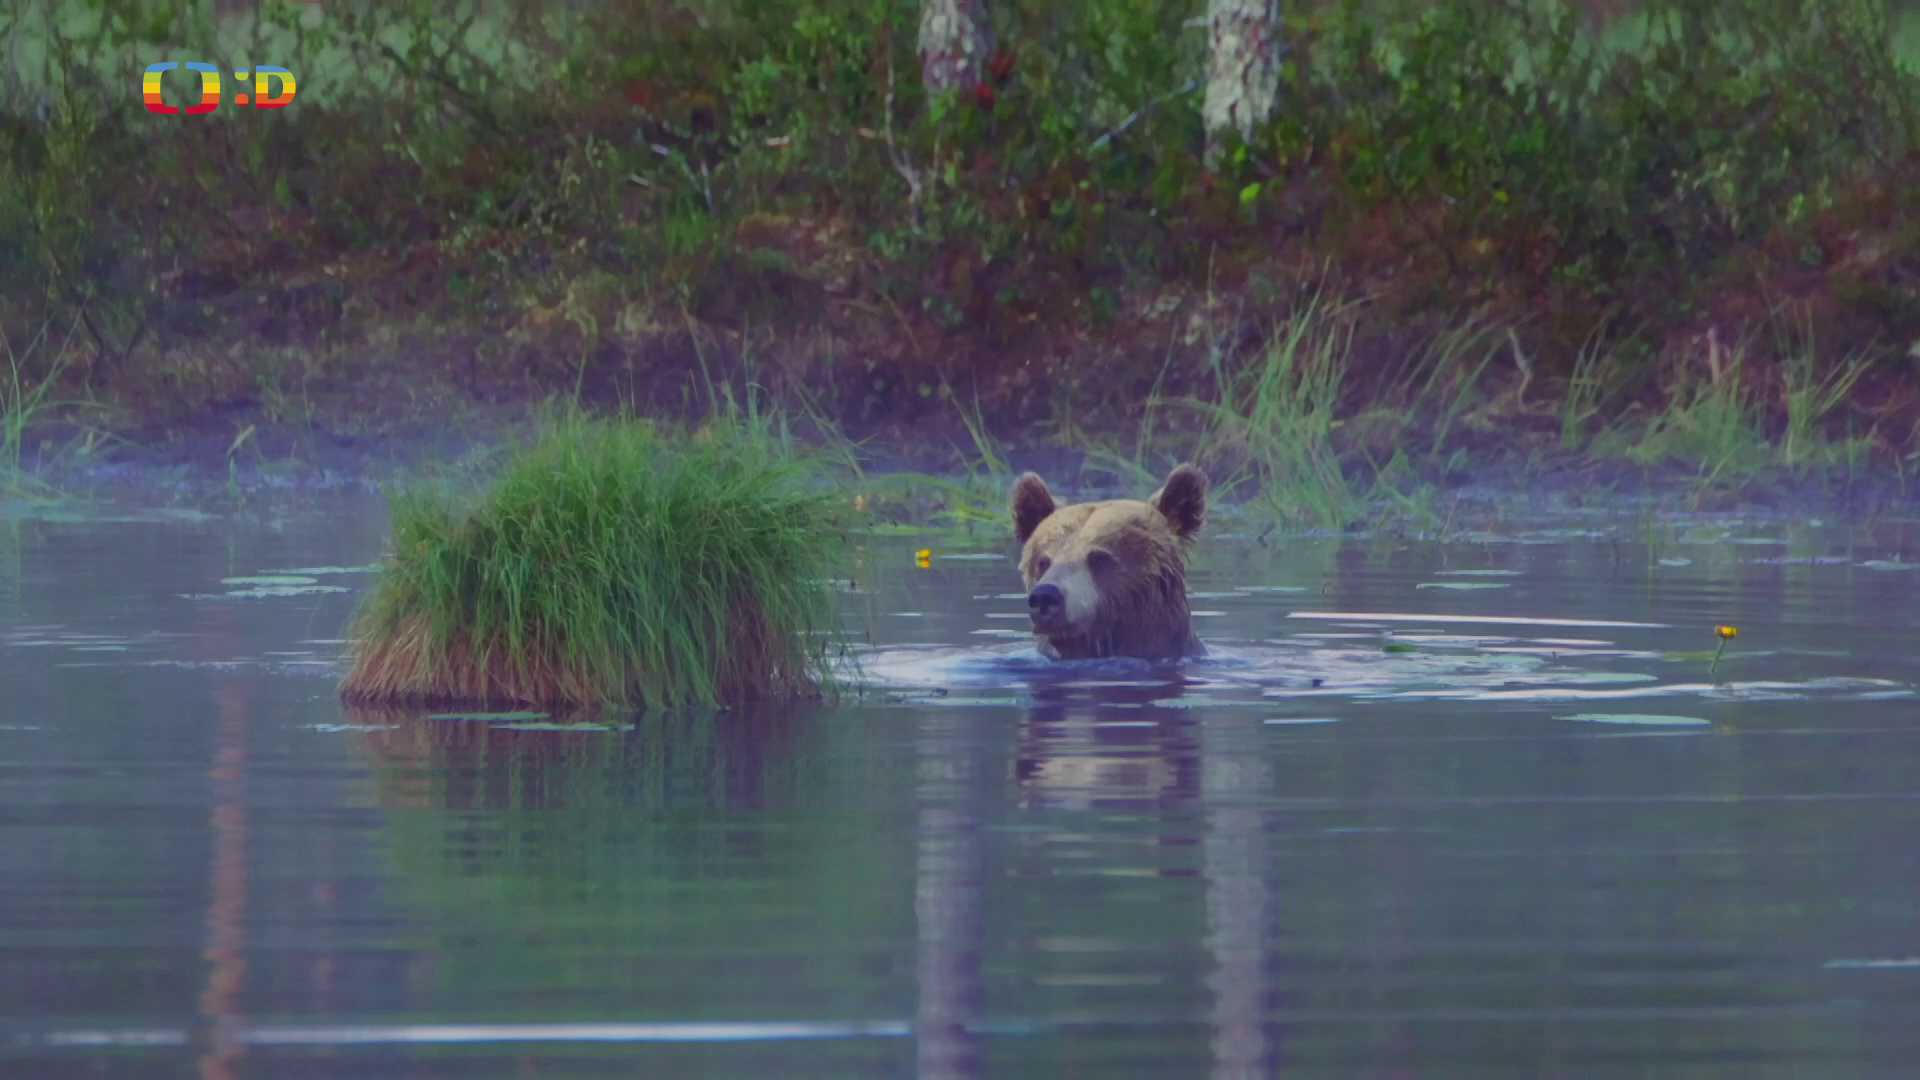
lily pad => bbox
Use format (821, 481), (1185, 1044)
(1563, 712), (1711, 727)
(196, 584), (352, 599)
(1662, 649), (1759, 662)
(426, 710), (550, 722)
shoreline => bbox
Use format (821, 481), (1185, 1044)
(9, 403), (1917, 528)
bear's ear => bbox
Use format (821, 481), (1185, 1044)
(1011, 472), (1057, 544)
(1151, 463), (1207, 539)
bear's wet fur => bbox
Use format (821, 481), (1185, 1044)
(1009, 463), (1208, 660)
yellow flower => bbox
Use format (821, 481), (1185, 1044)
(915, 547), (933, 569)
(1715, 625), (1739, 639)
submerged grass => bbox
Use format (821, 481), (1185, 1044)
(340, 412), (847, 711)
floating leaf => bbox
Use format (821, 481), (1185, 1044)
(213, 585), (351, 599)
(1563, 712), (1710, 726)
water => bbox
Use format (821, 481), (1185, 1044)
(4, 497), (1920, 1077)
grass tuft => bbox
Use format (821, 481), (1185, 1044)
(339, 411), (847, 711)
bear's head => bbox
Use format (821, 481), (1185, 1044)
(1009, 463), (1208, 660)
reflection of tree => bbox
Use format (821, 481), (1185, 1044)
(182, 545), (271, 1080)
(0, 520), (20, 607)
(1201, 717), (1276, 1078)
(200, 680), (249, 1080)
(914, 711), (996, 1077)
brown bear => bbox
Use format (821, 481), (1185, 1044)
(1009, 463), (1209, 660)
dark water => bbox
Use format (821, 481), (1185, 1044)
(4, 496), (1920, 1078)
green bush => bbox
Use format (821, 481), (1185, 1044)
(0, 0), (1912, 415)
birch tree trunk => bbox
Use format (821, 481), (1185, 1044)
(918, 0), (994, 96)
(1202, 0), (1283, 165)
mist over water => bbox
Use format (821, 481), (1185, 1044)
(5, 495), (1920, 1076)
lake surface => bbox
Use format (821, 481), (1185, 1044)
(4, 494), (1920, 1077)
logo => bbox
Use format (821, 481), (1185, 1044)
(143, 63), (296, 115)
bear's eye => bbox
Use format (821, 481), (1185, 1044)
(1034, 556), (1052, 576)
(1087, 549), (1116, 573)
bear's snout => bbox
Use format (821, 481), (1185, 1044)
(1027, 582), (1065, 624)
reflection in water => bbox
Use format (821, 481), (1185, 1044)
(1013, 680), (1282, 1076)
(1014, 682), (1200, 812)
(1202, 716), (1275, 1079)
(915, 714), (989, 1077)
(5, 499), (1920, 1073)
(200, 682), (249, 1080)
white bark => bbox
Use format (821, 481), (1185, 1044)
(918, 0), (994, 96)
(1202, 0), (1283, 165)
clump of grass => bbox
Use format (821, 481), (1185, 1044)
(339, 412), (847, 711)
(1090, 287), (1363, 529)
(1775, 310), (1874, 471)
(1560, 315), (1633, 451)
(1208, 294), (1361, 528)
(1616, 327), (1770, 487)
(1, 311), (89, 495)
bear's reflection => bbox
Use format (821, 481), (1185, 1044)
(1012, 681), (1204, 811)
(1003, 679), (1284, 1078)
